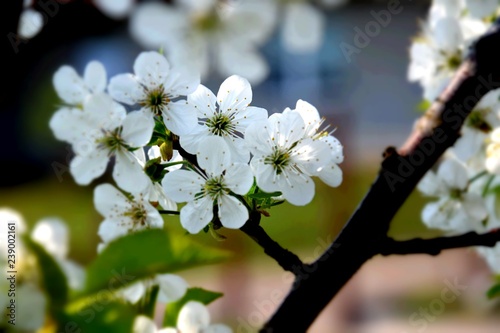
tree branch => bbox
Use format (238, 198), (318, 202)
(380, 230), (500, 256)
(262, 18), (500, 333)
(240, 212), (304, 273)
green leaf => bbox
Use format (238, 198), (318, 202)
(63, 300), (136, 333)
(23, 236), (69, 310)
(163, 288), (223, 327)
(82, 229), (231, 296)
(487, 282), (500, 299)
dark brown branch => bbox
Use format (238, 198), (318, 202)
(380, 230), (500, 256)
(240, 213), (304, 273)
(262, 18), (500, 333)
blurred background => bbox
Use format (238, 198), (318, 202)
(1, 0), (500, 332)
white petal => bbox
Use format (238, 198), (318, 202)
(291, 138), (331, 175)
(244, 121), (274, 157)
(318, 163), (343, 187)
(218, 194), (249, 229)
(133, 315), (157, 333)
(163, 63), (200, 96)
(177, 301), (210, 332)
(84, 92), (127, 127)
(121, 111), (154, 147)
(180, 199), (214, 234)
(31, 218), (68, 259)
(93, 183), (130, 217)
(129, 2), (187, 49)
(224, 163), (254, 195)
(216, 75), (252, 115)
(84, 61), (107, 93)
(432, 17), (463, 53)
(232, 106), (269, 134)
(108, 73), (145, 105)
(156, 274), (189, 303)
(321, 135), (344, 164)
(223, 0), (277, 45)
(70, 149), (109, 185)
(134, 51), (170, 89)
(16, 284), (46, 331)
(217, 44), (269, 85)
(224, 136), (250, 164)
(452, 128), (485, 162)
(98, 219), (129, 243)
(188, 84), (217, 118)
(437, 157), (468, 190)
(113, 151), (150, 194)
(53, 65), (87, 105)
(275, 111), (307, 148)
(282, 3), (324, 53)
(462, 192), (488, 222)
(417, 170), (443, 196)
(421, 199), (450, 229)
(122, 282), (146, 304)
(94, 0), (134, 19)
(59, 259), (86, 290)
(162, 100), (198, 135)
(197, 136), (231, 176)
(179, 126), (210, 154)
(251, 157), (280, 193)
(293, 100), (321, 135)
(162, 169), (205, 202)
(49, 107), (89, 145)
(144, 202), (165, 229)
(279, 171), (315, 206)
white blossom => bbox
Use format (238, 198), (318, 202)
(245, 111), (332, 206)
(180, 75), (268, 163)
(284, 99), (343, 187)
(109, 51), (199, 136)
(418, 157), (487, 234)
(162, 136), (253, 233)
(53, 93), (153, 193)
(121, 273), (188, 304)
(453, 90), (500, 163)
(129, 0), (277, 84)
(94, 183), (164, 243)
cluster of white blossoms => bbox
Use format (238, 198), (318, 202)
(48, 50), (343, 333)
(50, 50), (344, 240)
(412, 0), (500, 274)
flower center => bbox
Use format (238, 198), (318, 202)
(265, 148), (291, 175)
(203, 175), (228, 200)
(97, 127), (127, 154)
(140, 86), (170, 116)
(193, 11), (220, 32)
(207, 113), (234, 136)
(124, 204), (148, 227)
(467, 109), (493, 133)
(449, 188), (462, 200)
